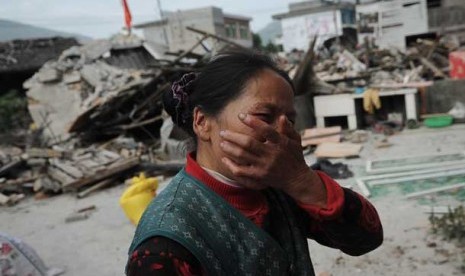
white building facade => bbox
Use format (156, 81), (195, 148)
(356, 0), (429, 50)
(273, 1), (356, 52)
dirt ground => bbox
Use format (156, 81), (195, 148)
(2, 125), (465, 276)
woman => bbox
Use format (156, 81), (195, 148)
(127, 51), (383, 275)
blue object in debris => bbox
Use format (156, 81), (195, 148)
(355, 87), (366, 94)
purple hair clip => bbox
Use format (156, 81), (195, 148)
(171, 72), (197, 124)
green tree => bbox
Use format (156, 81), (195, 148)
(264, 41), (279, 53)
(0, 90), (28, 132)
(252, 33), (263, 50)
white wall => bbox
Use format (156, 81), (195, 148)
(356, 0), (428, 50)
(281, 10), (343, 52)
(143, 26), (169, 47)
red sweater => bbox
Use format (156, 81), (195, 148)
(127, 153), (383, 276)
(185, 152), (345, 226)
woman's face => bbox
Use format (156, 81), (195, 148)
(205, 68), (296, 177)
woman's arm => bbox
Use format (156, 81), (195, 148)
(296, 171), (383, 256)
(127, 237), (204, 276)
(219, 114), (382, 255)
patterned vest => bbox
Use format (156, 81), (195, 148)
(128, 170), (315, 276)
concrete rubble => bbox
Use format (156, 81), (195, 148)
(0, 30), (246, 205)
(309, 35), (464, 93)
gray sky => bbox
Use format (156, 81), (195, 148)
(1, 0), (297, 38)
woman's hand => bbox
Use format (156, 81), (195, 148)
(219, 113), (327, 207)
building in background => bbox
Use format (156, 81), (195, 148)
(0, 37), (79, 94)
(133, 6), (252, 57)
(272, 0), (356, 52)
(428, 0), (465, 43)
(356, 0), (429, 50)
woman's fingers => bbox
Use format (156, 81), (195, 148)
(221, 157), (265, 182)
(278, 115), (301, 142)
(219, 130), (264, 155)
(220, 140), (258, 165)
(238, 113), (280, 143)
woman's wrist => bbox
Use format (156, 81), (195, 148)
(283, 167), (327, 208)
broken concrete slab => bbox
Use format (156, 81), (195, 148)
(63, 71), (81, 84)
(80, 39), (112, 61)
(37, 68), (61, 83)
(27, 82), (83, 142)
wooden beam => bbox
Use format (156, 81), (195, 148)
(77, 178), (116, 198)
(186, 26), (246, 50)
(172, 34), (209, 64)
(419, 57), (447, 78)
(118, 115), (163, 130)
(63, 157), (140, 192)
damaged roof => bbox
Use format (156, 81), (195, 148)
(0, 37), (79, 73)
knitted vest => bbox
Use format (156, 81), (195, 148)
(128, 170), (315, 276)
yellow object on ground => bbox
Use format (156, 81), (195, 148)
(120, 173), (158, 225)
(363, 88), (381, 114)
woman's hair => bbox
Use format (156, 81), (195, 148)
(163, 50), (294, 137)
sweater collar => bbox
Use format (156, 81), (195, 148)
(185, 152), (266, 211)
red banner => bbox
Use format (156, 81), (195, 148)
(122, 0), (132, 31)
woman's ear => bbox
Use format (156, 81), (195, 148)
(193, 107), (211, 141)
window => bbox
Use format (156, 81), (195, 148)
(240, 26), (249, 39)
(427, 0), (441, 8)
(230, 24), (237, 39)
(225, 24), (236, 38)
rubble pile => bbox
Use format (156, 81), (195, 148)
(313, 35), (464, 90)
(0, 32), (236, 205)
(24, 36), (201, 144)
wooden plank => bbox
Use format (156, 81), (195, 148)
(77, 178), (116, 198)
(314, 142), (362, 158)
(26, 148), (64, 158)
(118, 115), (163, 130)
(186, 26), (247, 49)
(419, 57), (447, 78)
(293, 36), (317, 96)
(63, 157), (140, 192)
(172, 34), (208, 64)
(49, 159), (84, 179)
(406, 183), (465, 199)
(47, 166), (76, 186)
(301, 126), (342, 147)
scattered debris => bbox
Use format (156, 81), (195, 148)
(301, 126), (342, 147)
(0, 28), (245, 206)
(65, 212), (90, 223)
(374, 138), (392, 149)
(310, 159), (353, 179)
(314, 142), (362, 158)
(65, 205), (98, 223)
